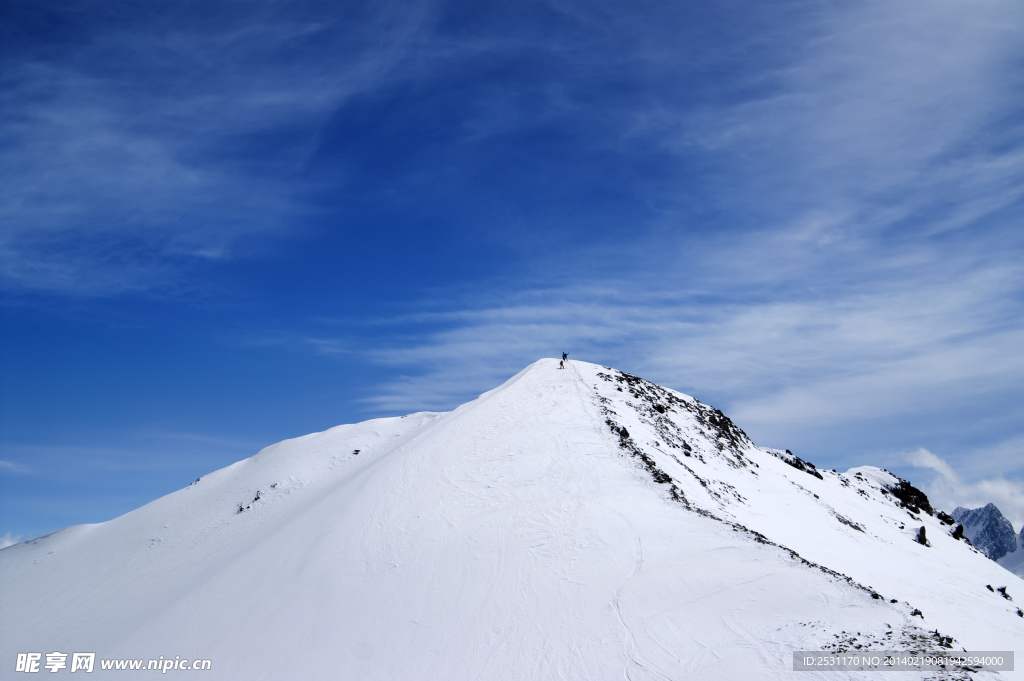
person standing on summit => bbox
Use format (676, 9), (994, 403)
(562, 352), (568, 361)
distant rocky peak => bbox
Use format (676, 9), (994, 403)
(952, 504), (1017, 561)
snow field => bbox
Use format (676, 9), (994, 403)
(1, 359), (1019, 680)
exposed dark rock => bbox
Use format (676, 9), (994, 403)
(604, 418), (672, 486)
(915, 526), (930, 547)
(596, 368), (752, 468)
(651, 469), (672, 484)
(764, 448), (823, 480)
(886, 479), (933, 516)
(951, 524), (964, 540)
(835, 514), (865, 532)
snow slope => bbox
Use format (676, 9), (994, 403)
(2, 359), (1021, 680)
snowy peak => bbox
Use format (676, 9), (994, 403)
(953, 503), (1018, 561)
(3, 359), (1023, 680)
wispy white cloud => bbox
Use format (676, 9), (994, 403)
(0, 460), (31, 474)
(0, 532), (22, 549)
(132, 431), (262, 451)
(908, 447), (1024, 528)
(963, 436), (1024, 479)
(4, 0), (1021, 301)
(673, 0), (1024, 222)
(0, 3), (440, 296)
(0, 432), (258, 477)
(304, 338), (353, 356)
(273, 0), (1024, 490)
(605, 0), (1024, 317)
(349, 258), (1023, 418)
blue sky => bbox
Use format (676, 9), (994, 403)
(3, 0), (1024, 543)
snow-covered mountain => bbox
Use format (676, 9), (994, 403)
(953, 504), (1018, 561)
(949, 503), (1024, 580)
(2, 360), (1022, 680)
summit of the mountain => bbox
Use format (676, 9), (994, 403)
(2, 359), (1022, 680)
(953, 503), (1018, 561)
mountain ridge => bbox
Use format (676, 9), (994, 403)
(2, 359), (1021, 680)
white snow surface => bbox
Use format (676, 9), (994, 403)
(1000, 537), (1024, 579)
(999, 551), (1024, 579)
(2, 359), (1021, 680)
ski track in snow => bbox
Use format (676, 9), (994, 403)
(567, 360), (674, 681)
(1, 359), (1020, 680)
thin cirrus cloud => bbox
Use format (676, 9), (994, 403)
(0, 3), (436, 296)
(677, 0), (1024, 214)
(346, 0), (1024, 433)
(0, 460), (30, 474)
(2, 0), (1021, 299)
(0, 532), (22, 549)
(349, 253), (1024, 478)
(1, 0), (1022, 533)
(636, 0), (1024, 303)
(357, 268), (1020, 410)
